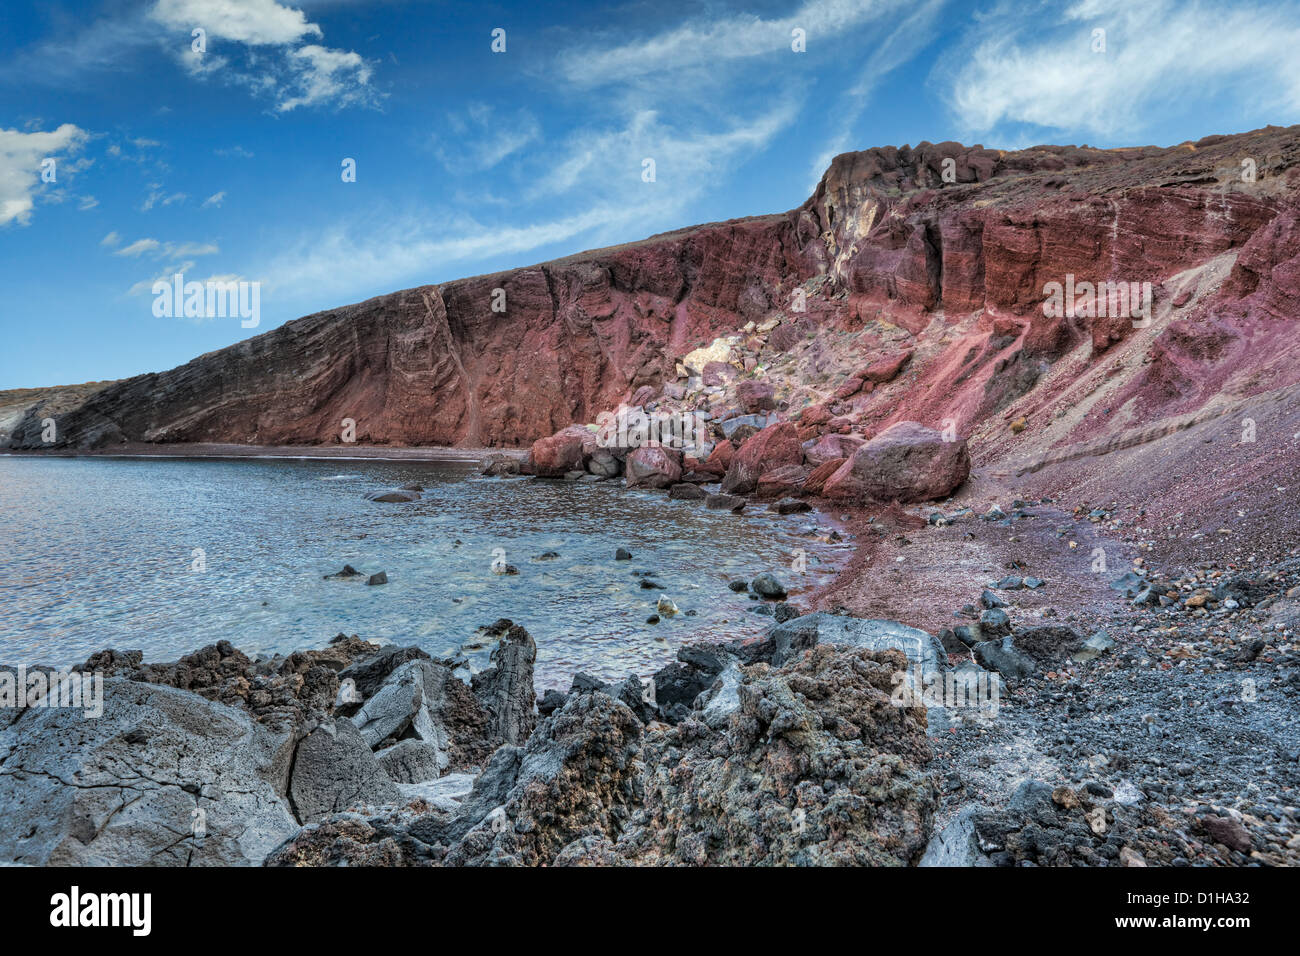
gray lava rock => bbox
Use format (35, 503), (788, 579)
(668, 483), (707, 501)
(290, 719), (401, 822)
(705, 493), (746, 512)
(978, 607), (1011, 638)
(366, 489), (421, 503)
(751, 573), (788, 600)
(0, 678), (297, 866)
(376, 739), (446, 785)
(973, 636), (1036, 682)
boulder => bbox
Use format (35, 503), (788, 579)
(377, 739), (446, 785)
(972, 636), (1036, 681)
(625, 446), (683, 489)
(746, 611), (946, 678)
(804, 432), (866, 465)
(290, 719), (401, 822)
(736, 380), (776, 413)
(802, 457), (846, 495)
(0, 678), (298, 866)
(719, 413), (772, 441)
(559, 644), (937, 866)
(587, 448), (621, 478)
(822, 421), (970, 503)
(528, 425), (593, 478)
(755, 464), (810, 498)
(700, 439), (734, 475)
(481, 454), (521, 477)
(751, 573), (788, 600)
(721, 422), (803, 495)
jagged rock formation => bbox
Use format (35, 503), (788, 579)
(9, 126), (1300, 465)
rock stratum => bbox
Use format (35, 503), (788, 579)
(8, 126), (1300, 497)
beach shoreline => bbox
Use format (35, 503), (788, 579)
(0, 441), (525, 462)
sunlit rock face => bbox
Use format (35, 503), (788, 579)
(11, 125), (1300, 456)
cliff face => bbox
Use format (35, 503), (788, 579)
(8, 125), (1300, 455)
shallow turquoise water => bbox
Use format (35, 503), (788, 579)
(0, 455), (848, 688)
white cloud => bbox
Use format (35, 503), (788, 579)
(947, 0), (1300, 138)
(149, 0), (377, 111)
(260, 202), (666, 300)
(276, 44), (375, 111)
(202, 191), (226, 207)
(532, 103), (799, 201)
(141, 188), (187, 211)
(436, 105), (541, 173)
(101, 231), (121, 247)
(116, 238), (162, 257)
(150, 0), (321, 46)
(559, 0), (911, 88)
(0, 124), (89, 226)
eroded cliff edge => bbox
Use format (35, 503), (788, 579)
(8, 125), (1300, 465)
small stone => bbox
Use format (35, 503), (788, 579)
(366, 571), (388, 586)
(751, 573), (788, 600)
(1119, 846), (1147, 867)
(980, 589), (1008, 609)
(1052, 786), (1081, 809)
(615, 548), (633, 561)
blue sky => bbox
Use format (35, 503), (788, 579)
(3, 0), (1299, 389)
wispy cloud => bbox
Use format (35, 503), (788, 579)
(945, 0), (1300, 138)
(435, 105), (542, 174)
(201, 191), (226, 208)
(115, 238), (162, 257)
(558, 0), (912, 88)
(807, 0), (946, 189)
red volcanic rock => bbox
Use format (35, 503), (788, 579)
(702, 362), (737, 387)
(756, 464), (811, 498)
(699, 439), (735, 476)
(14, 124), (1300, 485)
(721, 422), (803, 495)
(630, 385), (658, 407)
(858, 351), (913, 384)
(833, 377), (865, 400)
(805, 432), (866, 465)
(803, 458), (846, 496)
(822, 421), (969, 503)
(737, 380), (776, 413)
(799, 403), (833, 427)
(625, 446), (683, 489)
(529, 425), (593, 477)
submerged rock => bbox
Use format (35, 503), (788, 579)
(366, 489), (421, 503)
